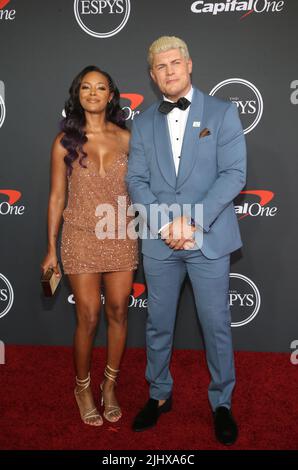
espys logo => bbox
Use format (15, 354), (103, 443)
(0, 190), (25, 216)
(68, 282), (148, 308)
(74, 0), (131, 38)
(235, 190), (277, 219)
(120, 94), (144, 121)
(210, 78), (263, 134)
(190, 0), (285, 18)
(229, 273), (261, 327)
(0, 81), (6, 129)
(0, 273), (14, 319)
(0, 0), (16, 20)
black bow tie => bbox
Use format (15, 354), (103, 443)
(158, 97), (191, 115)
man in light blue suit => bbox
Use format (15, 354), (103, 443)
(126, 36), (246, 445)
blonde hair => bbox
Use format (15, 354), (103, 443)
(148, 36), (190, 68)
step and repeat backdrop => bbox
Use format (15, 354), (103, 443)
(0, 0), (297, 352)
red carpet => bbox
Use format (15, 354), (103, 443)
(0, 346), (297, 450)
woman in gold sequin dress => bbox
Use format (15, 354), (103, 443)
(41, 66), (138, 427)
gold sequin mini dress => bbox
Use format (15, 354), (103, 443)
(61, 153), (138, 274)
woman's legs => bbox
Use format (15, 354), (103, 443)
(68, 272), (102, 426)
(101, 270), (134, 421)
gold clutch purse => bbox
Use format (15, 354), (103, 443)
(41, 264), (62, 297)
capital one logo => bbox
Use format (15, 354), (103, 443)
(68, 282), (147, 308)
(209, 78), (263, 134)
(120, 94), (144, 121)
(0, 190), (25, 216)
(128, 282), (147, 308)
(235, 190), (278, 219)
(74, 0), (131, 38)
(0, 0), (16, 20)
(229, 273), (261, 327)
(0, 81), (6, 129)
(190, 0), (285, 18)
(0, 273), (14, 319)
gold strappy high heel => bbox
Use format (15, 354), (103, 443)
(74, 373), (103, 426)
(100, 365), (122, 423)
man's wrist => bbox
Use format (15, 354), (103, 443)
(158, 221), (171, 238)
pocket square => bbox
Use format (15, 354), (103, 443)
(199, 128), (211, 138)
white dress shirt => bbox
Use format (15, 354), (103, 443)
(165, 86), (193, 175)
(159, 87), (193, 234)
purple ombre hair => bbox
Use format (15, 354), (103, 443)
(60, 65), (127, 175)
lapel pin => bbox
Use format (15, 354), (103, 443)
(192, 121), (201, 127)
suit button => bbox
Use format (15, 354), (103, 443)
(176, 191), (181, 195)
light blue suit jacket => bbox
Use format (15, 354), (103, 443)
(126, 87), (247, 260)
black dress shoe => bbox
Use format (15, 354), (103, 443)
(213, 406), (238, 445)
(132, 396), (172, 432)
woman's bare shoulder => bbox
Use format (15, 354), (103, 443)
(52, 132), (66, 156)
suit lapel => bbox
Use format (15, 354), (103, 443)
(176, 88), (205, 189)
(153, 104), (177, 189)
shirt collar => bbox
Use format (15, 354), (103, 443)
(163, 85), (193, 104)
